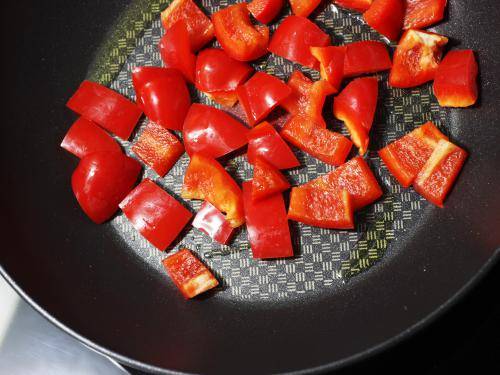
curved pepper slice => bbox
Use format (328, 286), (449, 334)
(413, 139), (467, 207)
(162, 249), (219, 299)
(61, 117), (121, 159)
(72, 151), (141, 224)
(252, 157), (290, 201)
(160, 0), (214, 51)
(182, 104), (249, 158)
(247, 121), (300, 169)
(243, 181), (293, 259)
(132, 67), (191, 131)
(281, 115), (352, 166)
(131, 121), (184, 177)
(378, 121), (448, 187)
(343, 41), (392, 78)
(333, 77), (378, 155)
(389, 29), (448, 88)
(120, 179), (192, 250)
(433, 50), (478, 108)
(310, 46), (346, 92)
(404, 0), (447, 30)
(288, 188), (354, 229)
(248, 0), (284, 24)
(192, 201), (235, 245)
(363, 0), (405, 41)
(268, 15), (330, 69)
(303, 156), (382, 210)
(334, 0), (373, 12)
(66, 81), (142, 140)
(182, 153), (245, 228)
(159, 20), (196, 83)
(236, 72), (291, 126)
(289, 0), (321, 17)
(212, 3), (269, 61)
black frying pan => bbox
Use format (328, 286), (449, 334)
(1, 0), (499, 373)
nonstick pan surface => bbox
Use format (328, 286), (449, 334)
(1, 0), (500, 373)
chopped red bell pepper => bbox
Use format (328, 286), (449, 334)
(433, 50), (478, 108)
(363, 0), (405, 41)
(248, 0), (284, 24)
(192, 201), (235, 245)
(389, 29), (448, 88)
(268, 15), (331, 69)
(334, 0), (373, 12)
(66, 81), (142, 140)
(160, 0), (214, 51)
(162, 249), (219, 298)
(236, 72), (291, 126)
(72, 151), (141, 224)
(206, 91), (239, 107)
(288, 188), (354, 229)
(378, 121), (448, 187)
(159, 20), (196, 83)
(333, 76), (378, 155)
(252, 157), (290, 201)
(182, 104), (249, 159)
(182, 153), (245, 228)
(303, 156), (382, 210)
(404, 0), (447, 30)
(242, 181), (294, 259)
(131, 121), (184, 177)
(310, 46), (346, 92)
(289, 0), (321, 18)
(212, 3), (269, 61)
(247, 121), (300, 169)
(119, 179), (192, 250)
(61, 117), (121, 159)
(343, 41), (392, 78)
(281, 115), (352, 166)
(132, 67), (191, 131)
(413, 139), (467, 207)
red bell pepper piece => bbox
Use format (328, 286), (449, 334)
(288, 188), (354, 229)
(289, 0), (321, 18)
(268, 15), (331, 69)
(333, 76), (378, 155)
(162, 249), (219, 298)
(182, 153), (245, 228)
(160, 0), (214, 51)
(310, 46), (346, 92)
(333, 0), (373, 12)
(433, 50), (478, 108)
(378, 121), (448, 187)
(303, 156), (382, 210)
(212, 3), (269, 61)
(131, 121), (184, 177)
(247, 121), (300, 169)
(363, 0), (405, 41)
(192, 201), (235, 245)
(132, 67), (191, 131)
(252, 157), (290, 201)
(389, 29), (448, 88)
(66, 81), (142, 140)
(159, 20), (196, 83)
(236, 72), (292, 126)
(248, 0), (284, 24)
(404, 0), (447, 30)
(72, 151), (141, 224)
(206, 92), (240, 107)
(281, 115), (352, 166)
(242, 181), (294, 259)
(61, 117), (121, 159)
(413, 140), (467, 207)
(119, 179), (192, 250)
(343, 41), (392, 78)
(182, 104), (249, 159)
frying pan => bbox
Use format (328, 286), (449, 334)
(1, 0), (499, 373)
